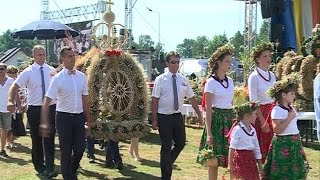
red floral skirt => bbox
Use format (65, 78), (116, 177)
(254, 103), (274, 163)
(233, 150), (259, 180)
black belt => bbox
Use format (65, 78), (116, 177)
(57, 111), (83, 117)
(157, 112), (181, 116)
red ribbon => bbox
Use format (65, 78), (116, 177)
(105, 49), (122, 57)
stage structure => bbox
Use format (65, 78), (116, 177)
(236, 0), (259, 53)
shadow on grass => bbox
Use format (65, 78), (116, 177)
(140, 132), (161, 145)
(185, 124), (204, 130)
(0, 155), (31, 166)
(139, 159), (159, 168)
(116, 164), (161, 180)
(79, 168), (109, 180)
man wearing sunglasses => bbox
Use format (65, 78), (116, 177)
(151, 51), (202, 180)
(0, 63), (15, 157)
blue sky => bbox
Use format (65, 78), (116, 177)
(0, 0), (262, 51)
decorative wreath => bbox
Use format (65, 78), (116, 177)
(301, 34), (320, 59)
(86, 49), (150, 141)
(266, 72), (302, 98)
(208, 43), (234, 69)
(233, 101), (260, 115)
(251, 42), (273, 61)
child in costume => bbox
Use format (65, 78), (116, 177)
(227, 102), (263, 180)
(264, 73), (308, 179)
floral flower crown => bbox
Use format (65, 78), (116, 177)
(251, 42), (274, 61)
(234, 101), (260, 115)
(209, 43), (234, 68)
(266, 72), (302, 98)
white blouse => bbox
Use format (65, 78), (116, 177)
(271, 105), (299, 135)
(229, 122), (262, 160)
(204, 76), (234, 109)
(248, 67), (276, 104)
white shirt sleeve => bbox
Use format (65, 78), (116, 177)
(229, 127), (240, 149)
(204, 78), (215, 94)
(151, 76), (161, 98)
(314, 75), (320, 121)
(82, 76), (89, 96)
(14, 69), (29, 88)
(46, 76), (59, 100)
(185, 78), (195, 99)
(253, 130), (262, 159)
(248, 73), (258, 101)
(271, 106), (285, 120)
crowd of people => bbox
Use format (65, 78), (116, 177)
(0, 41), (317, 180)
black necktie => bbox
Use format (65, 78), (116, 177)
(40, 67), (45, 99)
(172, 74), (179, 111)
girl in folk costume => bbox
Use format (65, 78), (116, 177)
(264, 73), (308, 179)
(227, 102), (263, 180)
(248, 42), (276, 163)
(196, 44), (235, 180)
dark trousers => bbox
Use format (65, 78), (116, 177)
(27, 105), (56, 173)
(157, 113), (186, 180)
(105, 140), (122, 163)
(56, 111), (85, 180)
(86, 136), (95, 159)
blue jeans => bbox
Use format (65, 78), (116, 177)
(105, 140), (122, 163)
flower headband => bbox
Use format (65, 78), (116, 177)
(251, 42), (273, 61)
(266, 72), (302, 98)
(208, 43), (234, 68)
(234, 101), (260, 115)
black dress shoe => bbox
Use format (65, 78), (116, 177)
(116, 161), (123, 170)
(46, 171), (58, 178)
(105, 161), (115, 168)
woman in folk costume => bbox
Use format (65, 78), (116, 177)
(264, 73), (308, 179)
(228, 101), (263, 180)
(196, 43), (235, 180)
(248, 42), (276, 163)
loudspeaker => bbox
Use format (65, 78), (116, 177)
(261, 0), (271, 19)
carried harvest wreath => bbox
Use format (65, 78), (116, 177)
(85, 49), (150, 141)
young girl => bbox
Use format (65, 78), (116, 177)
(129, 137), (141, 161)
(228, 102), (263, 180)
(264, 73), (307, 179)
(196, 43), (235, 180)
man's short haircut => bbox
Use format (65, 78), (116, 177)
(60, 46), (73, 57)
(165, 51), (180, 62)
(32, 45), (45, 55)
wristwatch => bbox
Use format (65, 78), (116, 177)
(39, 124), (48, 129)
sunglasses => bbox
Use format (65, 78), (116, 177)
(169, 61), (180, 64)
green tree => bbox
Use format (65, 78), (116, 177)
(230, 31), (244, 58)
(207, 34), (229, 56)
(0, 30), (39, 56)
(192, 36), (209, 58)
(257, 20), (270, 44)
(176, 38), (196, 58)
(138, 35), (155, 50)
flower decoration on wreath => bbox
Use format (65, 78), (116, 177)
(266, 72), (302, 98)
(83, 0), (150, 141)
(208, 43), (234, 69)
(251, 42), (273, 61)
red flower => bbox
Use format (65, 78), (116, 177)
(271, 162), (278, 171)
(291, 135), (299, 141)
(105, 49), (122, 57)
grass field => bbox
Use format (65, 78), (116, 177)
(0, 125), (319, 180)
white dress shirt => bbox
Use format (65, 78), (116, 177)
(14, 63), (56, 106)
(271, 105), (299, 135)
(152, 71), (194, 115)
(46, 68), (88, 114)
(313, 74), (320, 141)
(0, 77), (14, 112)
(229, 121), (262, 159)
(204, 76), (234, 109)
(248, 67), (276, 104)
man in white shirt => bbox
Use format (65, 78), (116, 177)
(0, 63), (15, 157)
(151, 51), (202, 180)
(40, 46), (91, 180)
(7, 45), (57, 178)
(314, 73), (320, 143)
